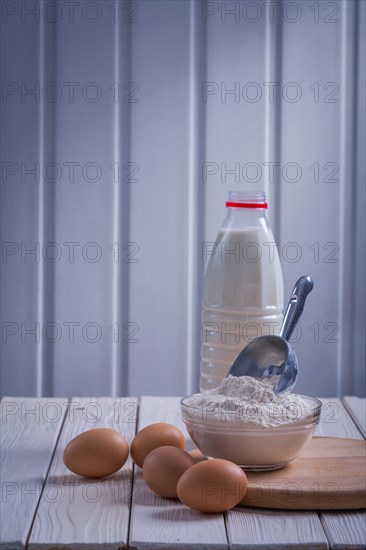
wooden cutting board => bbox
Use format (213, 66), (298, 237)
(239, 437), (366, 510)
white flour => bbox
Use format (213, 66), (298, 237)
(185, 375), (313, 428)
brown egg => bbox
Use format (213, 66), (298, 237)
(63, 428), (129, 478)
(189, 448), (207, 463)
(177, 458), (248, 513)
(130, 422), (186, 467)
(142, 446), (195, 498)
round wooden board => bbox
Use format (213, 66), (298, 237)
(239, 437), (366, 510)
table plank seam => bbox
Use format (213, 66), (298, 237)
(23, 399), (71, 550)
(26, 397), (138, 549)
(127, 397), (140, 550)
(342, 397), (366, 439)
(316, 398), (366, 550)
(0, 397), (70, 550)
(128, 396), (229, 549)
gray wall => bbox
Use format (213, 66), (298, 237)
(1, 0), (365, 398)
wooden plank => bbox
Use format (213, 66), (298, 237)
(0, 397), (68, 550)
(28, 397), (137, 550)
(317, 398), (366, 549)
(129, 396), (228, 549)
(227, 509), (329, 550)
(316, 398), (363, 439)
(320, 512), (366, 550)
(343, 397), (366, 438)
(227, 501), (328, 548)
(226, 395), (331, 549)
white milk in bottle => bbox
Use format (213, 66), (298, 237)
(200, 191), (284, 390)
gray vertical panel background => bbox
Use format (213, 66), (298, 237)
(1, 10), (41, 396)
(203, 1), (267, 241)
(354, 0), (366, 394)
(51, 4), (117, 396)
(128, 0), (191, 396)
(280, 1), (343, 397)
(1, 0), (365, 398)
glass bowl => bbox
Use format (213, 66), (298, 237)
(180, 395), (322, 471)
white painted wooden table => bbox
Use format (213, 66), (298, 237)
(1, 396), (365, 550)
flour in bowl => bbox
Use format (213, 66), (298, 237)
(184, 375), (314, 428)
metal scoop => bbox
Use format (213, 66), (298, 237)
(227, 276), (314, 394)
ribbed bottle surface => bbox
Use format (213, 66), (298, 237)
(199, 192), (284, 391)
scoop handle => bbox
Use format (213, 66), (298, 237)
(280, 276), (314, 341)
